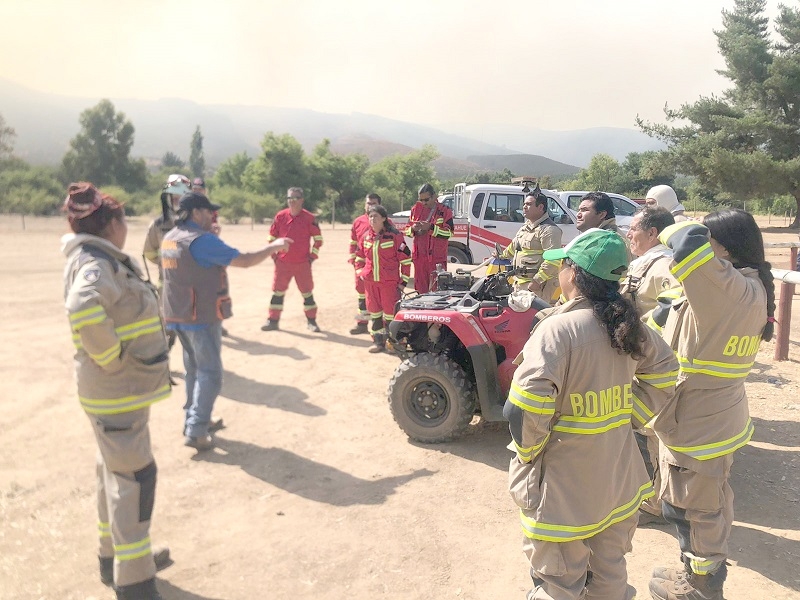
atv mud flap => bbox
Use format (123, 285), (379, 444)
(467, 343), (505, 421)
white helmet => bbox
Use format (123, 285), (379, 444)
(163, 174), (191, 197)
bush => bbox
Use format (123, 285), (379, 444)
(0, 166), (63, 215)
(213, 187), (280, 224)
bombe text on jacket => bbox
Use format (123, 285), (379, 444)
(402, 314), (451, 323)
(569, 384), (633, 417)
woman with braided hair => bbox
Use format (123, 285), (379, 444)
(503, 229), (678, 600)
(62, 182), (170, 599)
(649, 209), (775, 600)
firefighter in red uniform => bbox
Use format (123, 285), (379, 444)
(262, 187), (323, 332)
(355, 205), (412, 353)
(348, 193), (383, 335)
(405, 183), (454, 293)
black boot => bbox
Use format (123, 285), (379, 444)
(349, 321), (369, 335)
(115, 577), (163, 600)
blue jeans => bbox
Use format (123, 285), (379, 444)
(175, 324), (222, 438)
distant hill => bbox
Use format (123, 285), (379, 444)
(445, 124), (666, 167)
(0, 78), (660, 177)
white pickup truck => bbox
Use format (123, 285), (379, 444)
(391, 182), (581, 264)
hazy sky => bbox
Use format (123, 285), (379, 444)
(0, 1), (783, 131)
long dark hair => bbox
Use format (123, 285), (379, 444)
(568, 258), (645, 358)
(703, 209), (775, 341)
(368, 204), (400, 234)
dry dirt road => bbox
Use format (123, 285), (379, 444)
(1, 215), (799, 600)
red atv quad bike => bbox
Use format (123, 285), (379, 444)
(387, 264), (550, 443)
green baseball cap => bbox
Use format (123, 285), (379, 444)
(542, 229), (629, 281)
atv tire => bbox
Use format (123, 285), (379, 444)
(387, 352), (476, 443)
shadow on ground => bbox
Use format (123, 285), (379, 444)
(157, 579), (226, 600)
(193, 438), (434, 506)
(221, 370), (326, 416)
(221, 333), (309, 360)
(408, 418), (512, 471)
(283, 328), (374, 348)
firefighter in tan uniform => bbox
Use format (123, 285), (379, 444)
(62, 183), (171, 600)
(498, 187), (562, 304)
(648, 210), (776, 600)
(504, 230), (678, 600)
(621, 206), (679, 526)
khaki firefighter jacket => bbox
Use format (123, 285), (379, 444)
(651, 221), (766, 472)
(620, 244), (679, 322)
(501, 215), (562, 303)
(503, 297), (678, 542)
(62, 234), (171, 415)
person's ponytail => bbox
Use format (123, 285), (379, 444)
(756, 262), (776, 341)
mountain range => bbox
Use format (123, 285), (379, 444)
(0, 78), (664, 177)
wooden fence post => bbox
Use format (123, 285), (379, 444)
(774, 246), (797, 361)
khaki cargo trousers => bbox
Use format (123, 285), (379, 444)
(524, 513), (638, 600)
(89, 408), (158, 587)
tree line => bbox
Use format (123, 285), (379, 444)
(2, 1), (799, 225)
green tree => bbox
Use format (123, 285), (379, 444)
(189, 125), (205, 178)
(365, 145), (439, 213)
(0, 165), (63, 215)
(213, 186), (281, 225)
(0, 113), (16, 160)
(638, 0), (800, 226)
(243, 132), (308, 205)
(561, 153), (622, 191)
(307, 139), (369, 222)
(61, 99), (147, 192)
(161, 151), (185, 169)
(213, 152), (252, 188)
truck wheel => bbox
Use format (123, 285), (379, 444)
(387, 353), (476, 443)
(447, 247), (469, 264)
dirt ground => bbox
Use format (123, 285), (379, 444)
(1, 214), (799, 600)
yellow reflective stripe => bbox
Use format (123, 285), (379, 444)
(114, 536), (152, 561)
(115, 317), (162, 342)
(636, 370), (678, 389)
(268, 235), (276, 242)
(73, 317), (163, 350)
(678, 355), (753, 378)
(311, 247), (320, 255)
(513, 432), (550, 463)
(520, 482), (653, 542)
(666, 418), (754, 460)
(659, 286), (683, 300)
(90, 342), (122, 367)
(645, 315), (662, 333)
(631, 393), (655, 424)
(507, 382), (555, 415)
(70, 305), (107, 330)
(552, 410), (631, 435)
(433, 225), (452, 238)
(671, 243), (714, 282)
(688, 556), (717, 575)
(80, 385), (171, 415)
(98, 521), (111, 538)
(658, 220), (696, 245)
(379, 241), (394, 248)
(400, 258), (413, 265)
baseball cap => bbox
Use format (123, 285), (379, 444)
(178, 192), (221, 213)
(542, 229), (628, 281)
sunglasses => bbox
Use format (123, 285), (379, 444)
(418, 196), (433, 202)
(287, 196), (303, 200)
